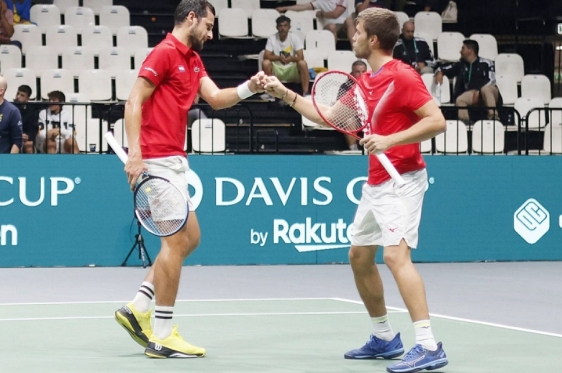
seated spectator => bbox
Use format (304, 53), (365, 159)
(0, 75), (22, 153)
(277, 0), (351, 45)
(13, 84), (38, 154)
(435, 39), (502, 123)
(393, 21), (435, 74)
(0, 0), (22, 49)
(36, 90), (80, 154)
(262, 16), (309, 98)
(5, 0), (31, 24)
(345, 0), (387, 41)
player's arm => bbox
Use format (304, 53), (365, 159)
(276, 3), (313, 12)
(317, 4), (345, 19)
(124, 77), (155, 189)
(387, 99), (446, 146)
(198, 76), (263, 110)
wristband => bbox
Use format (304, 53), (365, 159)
(236, 80), (254, 100)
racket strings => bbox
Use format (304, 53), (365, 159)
(135, 178), (187, 236)
(313, 72), (369, 133)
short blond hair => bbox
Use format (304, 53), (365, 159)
(356, 8), (400, 52)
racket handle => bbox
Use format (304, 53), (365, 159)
(375, 153), (406, 187)
(104, 132), (129, 164)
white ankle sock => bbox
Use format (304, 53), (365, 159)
(153, 306), (174, 339)
(413, 320), (438, 351)
(371, 315), (395, 341)
(132, 281), (154, 313)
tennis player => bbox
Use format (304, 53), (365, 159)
(262, 8), (448, 373)
(114, 0), (264, 359)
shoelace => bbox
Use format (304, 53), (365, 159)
(367, 335), (386, 349)
(402, 345), (425, 361)
(171, 326), (184, 340)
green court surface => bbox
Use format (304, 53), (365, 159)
(0, 298), (559, 372)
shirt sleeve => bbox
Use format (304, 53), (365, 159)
(396, 68), (433, 111)
(138, 45), (171, 87)
(265, 36), (274, 52)
(292, 33), (304, 52)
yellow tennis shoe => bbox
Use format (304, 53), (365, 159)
(145, 326), (206, 358)
(114, 303), (153, 347)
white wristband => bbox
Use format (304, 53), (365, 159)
(236, 80), (254, 100)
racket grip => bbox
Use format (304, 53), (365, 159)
(375, 153), (406, 187)
(104, 132), (129, 164)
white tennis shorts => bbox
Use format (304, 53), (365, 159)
(351, 169), (427, 249)
(143, 156), (194, 212)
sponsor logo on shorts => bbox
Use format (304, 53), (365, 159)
(514, 198), (549, 244)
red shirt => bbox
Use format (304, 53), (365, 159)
(357, 59), (432, 185)
(138, 33), (208, 159)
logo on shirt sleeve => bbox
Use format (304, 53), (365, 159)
(194, 67), (200, 73)
(143, 67), (159, 77)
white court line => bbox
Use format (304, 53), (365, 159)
(333, 298), (562, 338)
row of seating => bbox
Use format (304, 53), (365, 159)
(53, 0), (113, 14)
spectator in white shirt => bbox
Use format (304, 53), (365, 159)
(36, 90), (80, 154)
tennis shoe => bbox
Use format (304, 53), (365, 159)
(114, 302), (153, 348)
(344, 333), (404, 359)
(386, 342), (448, 373)
(145, 326), (206, 358)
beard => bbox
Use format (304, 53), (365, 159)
(188, 32), (204, 52)
(354, 46), (369, 59)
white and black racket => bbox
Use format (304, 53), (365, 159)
(311, 70), (406, 186)
(104, 132), (188, 237)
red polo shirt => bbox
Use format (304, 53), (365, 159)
(138, 33), (208, 159)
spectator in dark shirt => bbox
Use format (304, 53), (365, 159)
(435, 39), (501, 122)
(0, 75), (22, 153)
(393, 21), (434, 74)
(14, 84), (38, 153)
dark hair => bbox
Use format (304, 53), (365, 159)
(352, 60), (367, 69)
(356, 8), (399, 52)
(48, 90), (66, 103)
(276, 15), (291, 26)
(463, 39), (479, 55)
(175, 0), (215, 25)
(17, 85), (32, 97)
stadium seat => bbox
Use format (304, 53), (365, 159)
(208, 0), (228, 17)
(83, 0), (113, 15)
(218, 8), (250, 38)
(420, 138), (432, 153)
(0, 45), (22, 73)
(514, 97), (545, 130)
(81, 25), (113, 56)
(436, 32), (464, 61)
(495, 75), (518, 105)
(542, 122), (562, 154)
(305, 30), (336, 59)
(472, 120), (505, 154)
(231, 0), (260, 18)
(495, 53), (525, 83)
(284, 11), (314, 43)
(13, 24), (42, 55)
(548, 97), (562, 126)
(327, 50), (357, 72)
(414, 32), (434, 55)
(116, 26), (149, 56)
(30, 4), (61, 33)
(25, 46), (58, 77)
(421, 73), (450, 105)
(98, 47), (132, 77)
(469, 33), (498, 60)
(435, 120), (468, 153)
(3, 68), (36, 100)
(45, 25), (78, 55)
(133, 48), (153, 69)
(99, 5), (130, 35)
(64, 7), (95, 34)
(40, 69), (74, 99)
(54, 0), (79, 14)
(251, 9), (279, 39)
(78, 69), (113, 100)
(191, 118), (226, 153)
(62, 46), (95, 77)
(521, 74), (551, 105)
(303, 49), (325, 70)
(413, 11), (442, 42)
(394, 11), (410, 28)
(115, 70), (138, 101)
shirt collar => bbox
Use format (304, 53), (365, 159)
(166, 33), (192, 56)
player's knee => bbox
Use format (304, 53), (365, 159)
(382, 249), (409, 271)
(348, 246), (369, 268)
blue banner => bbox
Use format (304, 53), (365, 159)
(0, 155), (561, 267)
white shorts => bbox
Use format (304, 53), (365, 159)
(351, 169), (427, 249)
(143, 156), (194, 212)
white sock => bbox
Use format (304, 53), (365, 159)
(349, 143), (358, 151)
(132, 281), (154, 313)
(414, 320), (438, 351)
(371, 315), (395, 341)
(153, 306), (174, 339)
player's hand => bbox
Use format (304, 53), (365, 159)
(262, 76), (287, 99)
(360, 134), (393, 154)
(249, 72), (266, 93)
(125, 155), (147, 191)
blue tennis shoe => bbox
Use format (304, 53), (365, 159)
(344, 333), (404, 359)
(386, 342), (448, 373)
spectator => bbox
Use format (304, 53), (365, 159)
(0, 0), (20, 48)
(5, 0), (31, 24)
(262, 15), (310, 98)
(0, 75), (22, 153)
(345, 0), (387, 41)
(393, 21), (434, 74)
(277, 0), (351, 45)
(435, 39), (502, 123)
(13, 84), (38, 154)
(36, 90), (80, 154)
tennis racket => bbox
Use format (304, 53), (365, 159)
(311, 70), (406, 187)
(104, 132), (188, 237)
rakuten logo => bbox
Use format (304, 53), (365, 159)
(273, 218), (352, 252)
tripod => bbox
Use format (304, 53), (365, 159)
(122, 218), (153, 268)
